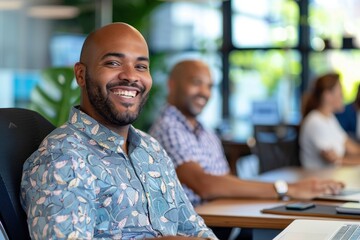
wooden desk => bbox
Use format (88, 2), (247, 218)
(195, 166), (360, 229)
(195, 199), (344, 229)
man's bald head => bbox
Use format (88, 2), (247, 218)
(168, 60), (210, 84)
(167, 59), (213, 121)
(73, 22), (152, 131)
(79, 22), (149, 65)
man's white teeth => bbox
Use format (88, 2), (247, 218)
(196, 97), (207, 105)
(113, 90), (136, 98)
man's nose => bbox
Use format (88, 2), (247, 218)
(118, 65), (138, 82)
(200, 84), (211, 98)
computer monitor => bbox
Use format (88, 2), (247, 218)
(251, 100), (280, 125)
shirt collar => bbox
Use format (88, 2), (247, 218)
(68, 106), (141, 154)
(164, 104), (204, 135)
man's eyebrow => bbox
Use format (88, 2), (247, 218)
(101, 52), (149, 62)
(137, 56), (150, 62)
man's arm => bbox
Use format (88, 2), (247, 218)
(161, 155), (218, 240)
(21, 149), (97, 239)
(176, 161), (344, 200)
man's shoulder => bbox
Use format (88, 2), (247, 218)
(36, 123), (88, 154)
(154, 110), (176, 125)
(45, 123), (78, 140)
(150, 107), (186, 134)
(23, 123), (79, 167)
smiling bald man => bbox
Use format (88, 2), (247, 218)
(20, 23), (218, 240)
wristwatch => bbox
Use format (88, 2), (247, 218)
(274, 180), (288, 200)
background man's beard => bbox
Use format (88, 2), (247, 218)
(187, 96), (207, 117)
(85, 74), (148, 126)
(188, 105), (200, 117)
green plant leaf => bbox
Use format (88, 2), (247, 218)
(29, 67), (80, 127)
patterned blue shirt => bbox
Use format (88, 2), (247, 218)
(149, 105), (230, 206)
(20, 107), (217, 240)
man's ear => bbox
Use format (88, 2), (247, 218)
(167, 78), (174, 92)
(74, 62), (86, 87)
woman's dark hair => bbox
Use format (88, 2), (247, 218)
(302, 72), (340, 118)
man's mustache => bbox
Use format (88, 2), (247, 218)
(107, 81), (146, 94)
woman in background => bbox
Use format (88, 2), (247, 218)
(300, 72), (360, 169)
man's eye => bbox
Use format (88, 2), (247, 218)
(192, 80), (202, 86)
(136, 64), (149, 71)
(105, 61), (120, 66)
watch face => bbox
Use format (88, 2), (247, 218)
(275, 180), (288, 195)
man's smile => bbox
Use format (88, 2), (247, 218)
(112, 89), (137, 98)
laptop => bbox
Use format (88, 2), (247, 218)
(274, 219), (360, 240)
(315, 189), (360, 202)
(0, 221), (9, 240)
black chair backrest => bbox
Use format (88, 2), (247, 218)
(252, 124), (301, 174)
(0, 108), (55, 240)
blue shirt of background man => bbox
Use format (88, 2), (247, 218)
(149, 105), (230, 207)
(21, 107), (217, 240)
(335, 102), (357, 138)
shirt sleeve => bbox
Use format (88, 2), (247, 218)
(164, 153), (218, 240)
(304, 114), (346, 155)
(156, 126), (199, 168)
(21, 140), (97, 240)
(305, 117), (329, 150)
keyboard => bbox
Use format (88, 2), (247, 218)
(331, 224), (360, 240)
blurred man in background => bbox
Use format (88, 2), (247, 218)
(150, 59), (344, 239)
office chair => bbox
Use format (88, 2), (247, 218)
(0, 108), (55, 240)
(251, 124), (301, 174)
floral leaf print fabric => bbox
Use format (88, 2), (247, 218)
(21, 107), (217, 240)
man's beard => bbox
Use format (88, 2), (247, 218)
(186, 95), (208, 117)
(85, 71), (148, 126)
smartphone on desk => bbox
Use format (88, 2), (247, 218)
(285, 202), (315, 210)
(336, 202), (360, 215)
